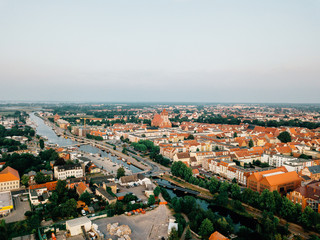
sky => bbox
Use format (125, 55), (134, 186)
(0, 0), (320, 103)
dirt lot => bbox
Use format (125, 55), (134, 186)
(94, 204), (172, 240)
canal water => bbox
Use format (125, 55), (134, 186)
(155, 178), (249, 232)
(29, 112), (141, 173)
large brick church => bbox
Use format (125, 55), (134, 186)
(151, 109), (172, 128)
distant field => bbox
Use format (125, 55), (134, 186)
(0, 110), (16, 116)
(0, 106), (41, 114)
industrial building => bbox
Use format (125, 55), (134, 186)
(0, 191), (13, 216)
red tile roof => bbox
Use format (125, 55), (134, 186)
(0, 166), (20, 182)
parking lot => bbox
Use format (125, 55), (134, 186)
(3, 196), (31, 223)
(94, 204), (172, 240)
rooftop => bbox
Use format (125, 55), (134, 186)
(0, 191), (13, 209)
(66, 216), (91, 228)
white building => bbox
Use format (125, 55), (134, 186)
(168, 219), (178, 234)
(29, 187), (50, 206)
(54, 164), (84, 180)
(66, 216), (92, 236)
(0, 191), (13, 216)
(262, 154), (314, 171)
(0, 167), (20, 192)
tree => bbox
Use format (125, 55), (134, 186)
(278, 131), (291, 143)
(79, 191), (91, 206)
(34, 172), (50, 184)
(39, 139), (44, 149)
(168, 228), (179, 240)
(208, 178), (220, 194)
(113, 146), (116, 150)
(0, 220), (8, 240)
(187, 134), (195, 140)
(230, 183), (241, 200)
(54, 157), (66, 166)
(55, 180), (67, 203)
(299, 154), (311, 159)
(185, 227), (192, 240)
(199, 218), (214, 237)
(122, 148), (127, 154)
(21, 175), (29, 187)
(260, 189), (276, 213)
(148, 195), (156, 206)
(248, 139), (254, 148)
(115, 201), (124, 214)
(123, 193), (138, 203)
(60, 198), (77, 218)
(182, 196), (197, 214)
(260, 211), (279, 238)
(215, 191), (229, 206)
(233, 132), (238, 138)
(117, 167), (125, 179)
(153, 186), (161, 197)
(300, 206), (315, 229)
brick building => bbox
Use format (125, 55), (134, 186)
(247, 167), (301, 194)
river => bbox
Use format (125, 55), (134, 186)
(29, 112), (141, 173)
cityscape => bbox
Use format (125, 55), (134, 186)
(0, 103), (320, 240)
(1, 1), (320, 240)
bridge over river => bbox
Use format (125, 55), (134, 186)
(155, 180), (200, 196)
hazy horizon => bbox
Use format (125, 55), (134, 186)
(1, 0), (320, 103)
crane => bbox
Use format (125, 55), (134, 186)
(80, 117), (90, 129)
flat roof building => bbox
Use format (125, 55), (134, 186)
(66, 216), (92, 236)
(0, 191), (13, 216)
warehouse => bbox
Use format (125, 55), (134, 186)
(0, 191), (13, 216)
(66, 216), (92, 236)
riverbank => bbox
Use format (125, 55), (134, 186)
(81, 153), (132, 175)
(160, 174), (213, 199)
(29, 113), (150, 172)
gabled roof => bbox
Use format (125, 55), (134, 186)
(307, 165), (320, 174)
(209, 231), (229, 240)
(96, 187), (116, 200)
(176, 152), (190, 159)
(120, 173), (145, 184)
(0, 166), (20, 182)
(77, 182), (91, 195)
